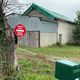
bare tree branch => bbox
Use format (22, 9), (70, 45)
(3, 0), (31, 14)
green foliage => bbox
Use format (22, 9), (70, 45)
(24, 74), (56, 80)
(0, 15), (15, 79)
(73, 11), (80, 45)
(4, 58), (56, 80)
(19, 59), (54, 75)
(0, 2), (15, 80)
(0, 16), (6, 45)
(55, 42), (62, 46)
(16, 57), (56, 80)
(15, 46), (80, 80)
(5, 71), (26, 80)
(20, 46), (80, 58)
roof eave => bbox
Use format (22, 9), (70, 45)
(22, 3), (73, 23)
(22, 4), (55, 20)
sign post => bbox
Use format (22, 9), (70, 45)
(13, 24), (26, 69)
(14, 24), (26, 37)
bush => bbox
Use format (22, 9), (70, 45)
(55, 42), (62, 46)
(4, 70), (26, 80)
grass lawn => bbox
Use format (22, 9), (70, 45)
(19, 46), (80, 58)
(16, 46), (80, 80)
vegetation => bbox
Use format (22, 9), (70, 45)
(19, 46), (80, 58)
(0, 0), (26, 79)
(15, 47), (57, 80)
(73, 11), (80, 45)
(17, 59), (56, 80)
(14, 46), (80, 80)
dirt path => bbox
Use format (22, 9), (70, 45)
(16, 48), (80, 63)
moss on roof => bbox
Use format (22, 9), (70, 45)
(23, 3), (71, 22)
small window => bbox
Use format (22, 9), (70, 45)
(59, 34), (62, 43)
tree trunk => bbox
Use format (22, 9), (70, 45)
(0, 11), (16, 79)
(0, 1), (18, 79)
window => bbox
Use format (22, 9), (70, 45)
(59, 34), (62, 43)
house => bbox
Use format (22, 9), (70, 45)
(7, 3), (75, 48)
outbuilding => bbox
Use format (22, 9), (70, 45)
(7, 3), (75, 47)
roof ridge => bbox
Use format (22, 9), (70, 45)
(23, 3), (71, 22)
(32, 3), (71, 21)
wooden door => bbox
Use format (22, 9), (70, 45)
(27, 31), (40, 48)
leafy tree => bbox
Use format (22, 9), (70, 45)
(73, 11), (80, 45)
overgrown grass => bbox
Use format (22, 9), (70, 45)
(21, 46), (80, 58)
(18, 57), (56, 80)
(16, 45), (80, 80)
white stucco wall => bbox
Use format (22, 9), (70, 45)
(40, 33), (57, 47)
(58, 21), (75, 44)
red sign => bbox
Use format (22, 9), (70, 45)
(14, 24), (26, 37)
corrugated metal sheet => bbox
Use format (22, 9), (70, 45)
(7, 15), (58, 33)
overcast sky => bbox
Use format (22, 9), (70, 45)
(18, 0), (80, 21)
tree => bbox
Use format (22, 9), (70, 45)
(73, 11), (80, 45)
(0, 0), (16, 78)
(0, 0), (32, 79)
(0, 0), (31, 79)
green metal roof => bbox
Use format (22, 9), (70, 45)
(23, 3), (71, 22)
